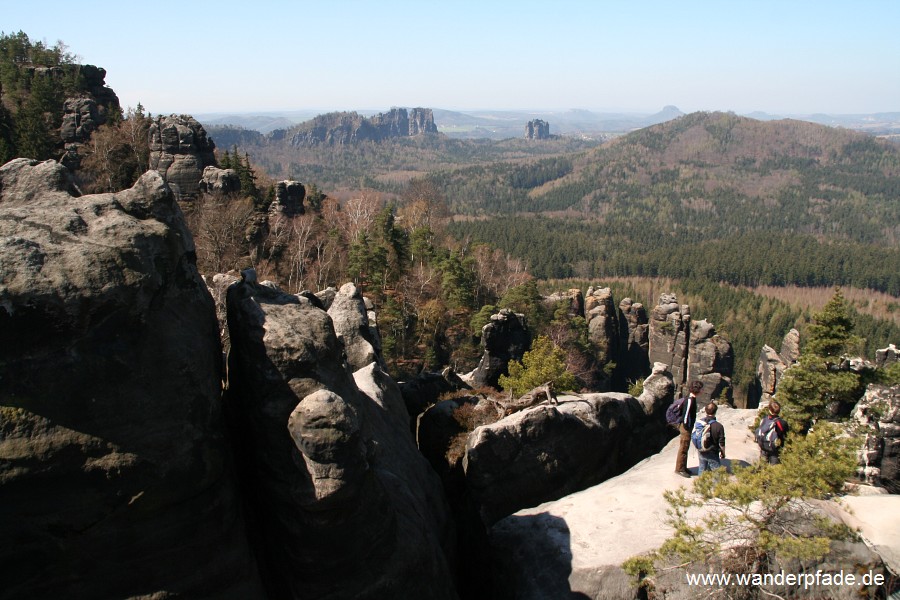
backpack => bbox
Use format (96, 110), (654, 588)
(666, 396), (688, 426)
(756, 417), (784, 453)
(692, 418), (715, 452)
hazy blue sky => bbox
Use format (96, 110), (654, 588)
(3, 0), (898, 116)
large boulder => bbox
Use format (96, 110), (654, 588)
(148, 114), (217, 198)
(470, 308), (532, 389)
(463, 365), (674, 525)
(199, 165), (240, 194)
(0, 159), (262, 598)
(224, 278), (456, 599)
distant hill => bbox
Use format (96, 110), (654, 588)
(443, 111), (900, 236)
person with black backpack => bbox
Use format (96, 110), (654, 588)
(670, 380), (703, 478)
(756, 400), (788, 465)
(693, 402), (726, 474)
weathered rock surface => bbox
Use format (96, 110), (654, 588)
(327, 282), (384, 371)
(224, 278), (456, 599)
(269, 179), (306, 216)
(585, 286), (620, 367)
(854, 384), (900, 492)
(543, 288), (585, 318)
(0, 159), (262, 599)
(618, 297), (650, 383)
(463, 364), (675, 525)
(648, 293), (692, 390)
(400, 367), (471, 420)
(686, 319), (734, 403)
(469, 308), (531, 389)
(489, 407), (892, 599)
(148, 114), (217, 198)
(751, 328), (800, 408)
(199, 165), (240, 194)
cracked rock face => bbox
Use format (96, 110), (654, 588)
(225, 279), (456, 599)
(0, 159), (262, 598)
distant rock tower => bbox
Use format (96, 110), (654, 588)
(525, 119), (550, 139)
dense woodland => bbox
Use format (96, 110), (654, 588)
(4, 31), (900, 405)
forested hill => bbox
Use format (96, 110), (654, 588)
(446, 112), (900, 294)
(441, 112), (900, 240)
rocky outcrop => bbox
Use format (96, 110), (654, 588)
(269, 179), (306, 216)
(469, 308), (532, 389)
(199, 165), (240, 194)
(543, 288), (585, 318)
(224, 278), (456, 599)
(648, 293), (691, 389)
(618, 297), (650, 383)
(0, 159), (262, 598)
(686, 319), (734, 403)
(285, 108), (437, 146)
(854, 384), (900, 493)
(876, 344), (900, 368)
(400, 367), (471, 420)
(463, 364), (675, 525)
(752, 328), (800, 408)
(148, 114), (217, 198)
(327, 282), (384, 371)
(585, 286), (620, 368)
(525, 119), (550, 139)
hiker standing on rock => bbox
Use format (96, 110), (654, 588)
(756, 400), (788, 465)
(694, 402), (726, 474)
(669, 380), (703, 478)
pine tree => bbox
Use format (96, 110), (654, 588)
(778, 289), (864, 433)
(499, 335), (576, 397)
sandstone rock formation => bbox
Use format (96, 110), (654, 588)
(224, 278), (456, 599)
(0, 159), (262, 598)
(585, 286), (621, 368)
(647, 293), (691, 389)
(269, 179), (306, 216)
(148, 114), (217, 198)
(685, 319), (734, 403)
(543, 288), (585, 318)
(752, 328), (800, 408)
(463, 364), (675, 525)
(618, 297), (650, 383)
(199, 165), (240, 194)
(854, 384), (900, 493)
(327, 282), (384, 371)
(469, 308), (532, 389)
(525, 119), (550, 139)
(285, 108), (437, 146)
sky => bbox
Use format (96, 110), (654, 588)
(3, 0), (899, 116)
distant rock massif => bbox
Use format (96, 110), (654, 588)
(284, 107), (438, 146)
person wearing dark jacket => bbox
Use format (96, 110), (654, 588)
(757, 400), (788, 465)
(675, 381), (703, 478)
(696, 402), (726, 474)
